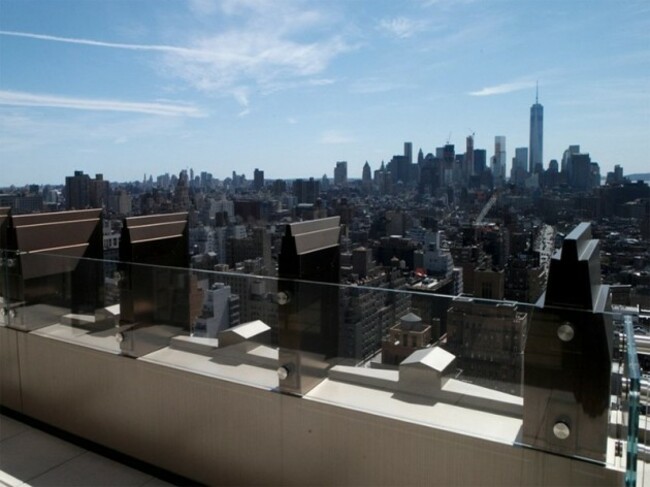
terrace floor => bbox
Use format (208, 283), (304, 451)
(0, 410), (195, 487)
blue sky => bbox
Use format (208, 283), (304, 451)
(0, 0), (648, 186)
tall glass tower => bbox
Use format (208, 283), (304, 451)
(529, 84), (543, 173)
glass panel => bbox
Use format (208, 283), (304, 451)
(0, 248), (10, 326)
(624, 314), (640, 486)
(642, 342), (649, 487)
(1, 249), (644, 481)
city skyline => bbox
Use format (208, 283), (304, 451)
(1, 0), (649, 186)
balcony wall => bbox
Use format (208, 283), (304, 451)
(0, 325), (623, 486)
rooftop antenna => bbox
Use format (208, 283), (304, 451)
(536, 81), (539, 104)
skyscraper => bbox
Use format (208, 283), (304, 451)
(362, 161), (372, 191)
(65, 171), (109, 211)
(404, 141), (413, 164)
(473, 149), (487, 174)
(529, 84), (544, 173)
(253, 168), (264, 191)
(511, 147), (528, 186)
(491, 136), (506, 185)
(334, 161), (348, 187)
(464, 135), (474, 179)
(64, 170), (90, 210)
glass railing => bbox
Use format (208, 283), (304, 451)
(623, 314), (641, 486)
(642, 343), (649, 487)
(0, 248), (645, 482)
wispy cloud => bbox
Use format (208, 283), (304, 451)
(320, 130), (354, 145)
(0, 29), (343, 86)
(378, 17), (428, 39)
(1, 18), (350, 106)
(231, 87), (250, 111)
(468, 80), (536, 96)
(162, 32), (349, 95)
(177, 2), (347, 98)
(309, 78), (336, 86)
(0, 90), (203, 117)
(0, 30), (195, 55)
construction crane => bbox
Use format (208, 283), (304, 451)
(475, 191), (498, 226)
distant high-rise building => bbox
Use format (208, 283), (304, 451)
(253, 168), (264, 191)
(511, 147), (528, 186)
(388, 155), (410, 185)
(464, 135), (475, 179)
(442, 144), (455, 186)
(157, 173), (171, 190)
(89, 173), (110, 210)
(605, 164), (626, 185)
(563, 151), (600, 191)
(529, 85), (544, 173)
(544, 159), (560, 188)
(404, 142), (413, 165)
(386, 142), (415, 186)
(65, 170), (90, 210)
(292, 178), (320, 204)
(200, 171), (213, 190)
(334, 161), (348, 187)
(446, 297), (528, 395)
(491, 136), (506, 185)
(514, 148), (528, 172)
(561, 145), (580, 173)
(271, 179), (287, 196)
(340, 255), (410, 360)
(417, 153), (440, 195)
(473, 149), (487, 174)
(110, 189), (132, 216)
(65, 171), (109, 211)
(225, 226), (272, 271)
(374, 161), (392, 194)
(567, 152), (593, 191)
(362, 161), (372, 190)
(590, 161), (602, 189)
(320, 173), (330, 192)
(174, 170), (190, 211)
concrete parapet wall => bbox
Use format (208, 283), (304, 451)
(0, 326), (623, 486)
